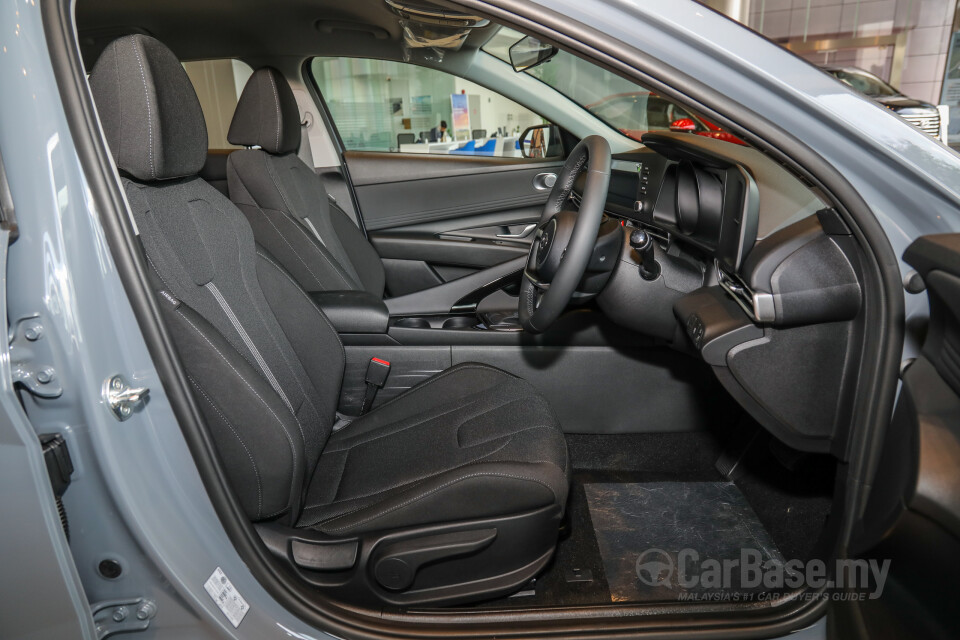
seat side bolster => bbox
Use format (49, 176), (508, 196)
(157, 296), (305, 523)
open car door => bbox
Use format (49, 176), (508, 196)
(841, 233), (960, 639)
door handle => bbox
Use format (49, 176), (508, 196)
(532, 172), (557, 191)
(497, 223), (537, 239)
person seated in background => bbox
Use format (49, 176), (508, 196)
(429, 120), (449, 142)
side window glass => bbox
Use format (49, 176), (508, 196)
(310, 57), (547, 157)
(182, 59), (254, 150)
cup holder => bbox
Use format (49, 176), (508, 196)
(394, 317), (431, 329)
(441, 316), (478, 330)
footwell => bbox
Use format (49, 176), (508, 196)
(585, 482), (783, 603)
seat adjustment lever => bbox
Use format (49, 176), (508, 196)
(374, 528), (498, 591)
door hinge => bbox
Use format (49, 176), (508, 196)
(9, 316), (62, 398)
(102, 375), (149, 421)
(91, 598), (157, 639)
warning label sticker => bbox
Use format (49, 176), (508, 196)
(204, 567), (250, 628)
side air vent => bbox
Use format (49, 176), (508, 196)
(716, 262), (773, 323)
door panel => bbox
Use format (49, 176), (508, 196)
(346, 151), (561, 231)
(343, 151), (562, 296)
(849, 233), (960, 638)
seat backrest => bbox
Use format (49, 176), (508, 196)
(397, 133), (416, 146)
(89, 35), (344, 524)
(226, 67), (385, 297)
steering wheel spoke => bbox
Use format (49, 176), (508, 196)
(522, 267), (551, 291)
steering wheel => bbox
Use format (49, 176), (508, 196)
(519, 135), (611, 333)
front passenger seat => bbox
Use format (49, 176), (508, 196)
(90, 35), (569, 606)
(226, 67), (386, 296)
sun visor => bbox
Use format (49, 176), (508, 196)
(385, 0), (489, 62)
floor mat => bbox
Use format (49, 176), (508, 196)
(585, 482), (783, 603)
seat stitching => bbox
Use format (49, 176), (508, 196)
(177, 308), (300, 503)
(261, 506), (289, 519)
(189, 376), (263, 519)
(458, 423), (558, 449)
(222, 213), (311, 449)
(315, 471), (557, 533)
(256, 71), (265, 149)
(130, 38), (156, 179)
(205, 281), (297, 418)
(267, 70), (281, 152)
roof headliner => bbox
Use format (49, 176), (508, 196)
(75, 0), (499, 69)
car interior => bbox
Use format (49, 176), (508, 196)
(75, 0), (876, 620)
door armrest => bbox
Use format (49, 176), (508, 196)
(384, 257), (525, 317)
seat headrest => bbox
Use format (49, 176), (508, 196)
(89, 35), (207, 181)
(228, 67), (301, 155)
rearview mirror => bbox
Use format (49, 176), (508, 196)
(519, 124), (563, 158)
(669, 118), (697, 132)
(508, 35), (558, 72)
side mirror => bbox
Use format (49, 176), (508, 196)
(669, 118), (697, 132)
(519, 124), (563, 158)
(508, 35), (558, 72)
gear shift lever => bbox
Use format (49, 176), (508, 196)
(629, 228), (661, 281)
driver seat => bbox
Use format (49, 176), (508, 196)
(226, 66), (386, 296)
(89, 35), (569, 606)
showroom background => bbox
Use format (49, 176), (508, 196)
(708, 0), (960, 142)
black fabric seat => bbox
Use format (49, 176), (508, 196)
(301, 363), (567, 535)
(89, 34), (568, 606)
(226, 67), (386, 297)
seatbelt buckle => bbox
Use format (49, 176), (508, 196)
(360, 358), (391, 415)
(365, 357), (391, 388)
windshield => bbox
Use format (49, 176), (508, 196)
(482, 27), (704, 142)
(829, 69), (900, 97)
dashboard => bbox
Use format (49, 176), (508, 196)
(578, 132), (866, 457)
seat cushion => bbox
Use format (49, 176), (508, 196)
(299, 363), (569, 535)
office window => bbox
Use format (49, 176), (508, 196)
(310, 57), (545, 156)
